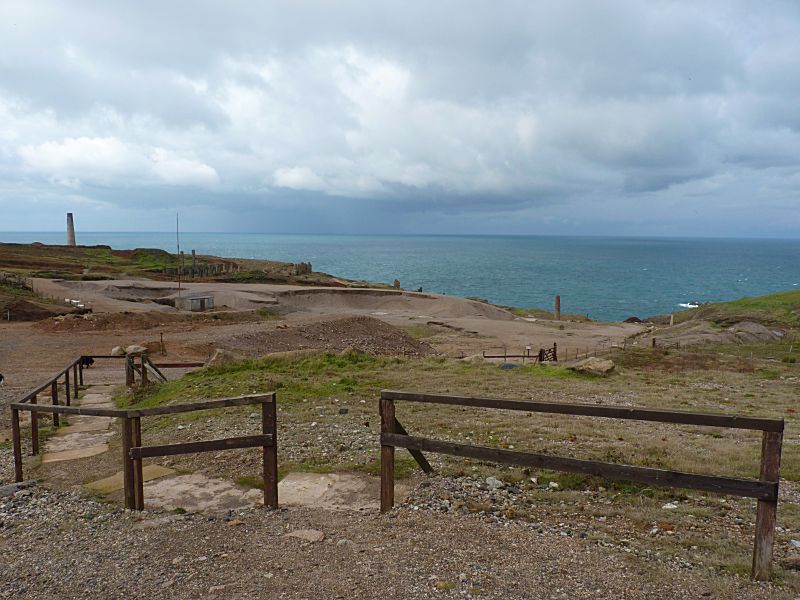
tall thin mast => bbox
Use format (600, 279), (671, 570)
(176, 213), (181, 294)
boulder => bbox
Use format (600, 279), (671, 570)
(111, 346), (125, 356)
(284, 529), (325, 543)
(569, 357), (615, 376)
(205, 349), (240, 368)
(124, 345), (148, 356)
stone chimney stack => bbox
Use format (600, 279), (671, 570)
(66, 213), (76, 246)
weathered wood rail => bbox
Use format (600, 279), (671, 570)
(378, 390), (783, 581)
(9, 355), (276, 510)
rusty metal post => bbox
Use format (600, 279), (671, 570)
(380, 397), (396, 513)
(262, 393), (278, 509)
(752, 430), (783, 580)
(12, 408), (23, 482)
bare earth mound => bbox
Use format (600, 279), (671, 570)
(222, 316), (435, 357)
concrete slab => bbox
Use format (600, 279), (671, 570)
(45, 430), (114, 452)
(142, 474), (263, 513)
(86, 465), (176, 494)
(277, 472), (409, 511)
(58, 417), (113, 434)
(42, 445), (109, 463)
(78, 395), (114, 407)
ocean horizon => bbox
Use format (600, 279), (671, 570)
(2, 231), (799, 322)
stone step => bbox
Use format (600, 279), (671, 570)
(86, 465), (176, 494)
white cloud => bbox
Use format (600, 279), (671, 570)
(273, 166), (327, 191)
(18, 137), (218, 187)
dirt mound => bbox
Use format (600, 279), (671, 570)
(222, 316), (435, 357)
(34, 310), (257, 332)
(654, 320), (782, 347)
(3, 299), (68, 321)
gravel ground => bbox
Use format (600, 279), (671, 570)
(0, 483), (783, 599)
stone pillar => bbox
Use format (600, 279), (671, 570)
(66, 213), (76, 246)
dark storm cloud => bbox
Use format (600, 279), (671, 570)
(1, 0), (799, 235)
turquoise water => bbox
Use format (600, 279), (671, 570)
(2, 232), (799, 321)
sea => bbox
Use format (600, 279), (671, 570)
(2, 232), (799, 322)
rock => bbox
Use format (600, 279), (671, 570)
(485, 477), (505, 490)
(782, 557), (800, 571)
(0, 480), (37, 498)
(569, 357), (615, 376)
(548, 481), (559, 490)
(662, 502), (678, 510)
(790, 539), (800, 549)
(284, 529), (325, 543)
(205, 349), (240, 368)
(338, 408), (349, 415)
(111, 346), (125, 356)
(624, 316), (643, 323)
(499, 363), (520, 370)
(124, 345), (148, 356)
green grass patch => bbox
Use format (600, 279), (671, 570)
(401, 325), (438, 339)
(675, 289), (800, 326)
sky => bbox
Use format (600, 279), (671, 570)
(1, 1), (799, 237)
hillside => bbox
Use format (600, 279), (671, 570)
(671, 289), (800, 327)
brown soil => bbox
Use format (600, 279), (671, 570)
(34, 309), (266, 333)
(3, 298), (69, 321)
(219, 315), (435, 357)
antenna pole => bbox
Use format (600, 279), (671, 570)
(176, 213), (181, 294)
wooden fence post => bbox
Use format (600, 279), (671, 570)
(64, 370), (71, 406)
(380, 396), (396, 513)
(553, 342), (558, 362)
(121, 417), (136, 510)
(30, 396), (39, 456)
(752, 430), (783, 580)
(132, 417), (144, 510)
(73, 363), (79, 397)
(125, 356), (135, 387)
(140, 355), (149, 386)
(79, 360), (84, 385)
(11, 408), (23, 482)
(51, 381), (59, 427)
(262, 393), (278, 509)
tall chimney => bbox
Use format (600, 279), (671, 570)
(66, 213), (76, 246)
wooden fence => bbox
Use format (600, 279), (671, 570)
(9, 355), (276, 510)
(378, 390), (784, 581)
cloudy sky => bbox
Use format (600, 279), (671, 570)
(1, 1), (799, 236)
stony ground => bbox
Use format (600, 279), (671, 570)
(0, 484), (784, 599)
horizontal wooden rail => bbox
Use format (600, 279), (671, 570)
(130, 394), (274, 417)
(130, 434), (273, 459)
(11, 403), (122, 418)
(151, 362), (205, 368)
(382, 433), (777, 501)
(379, 390), (784, 581)
(382, 390), (784, 432)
